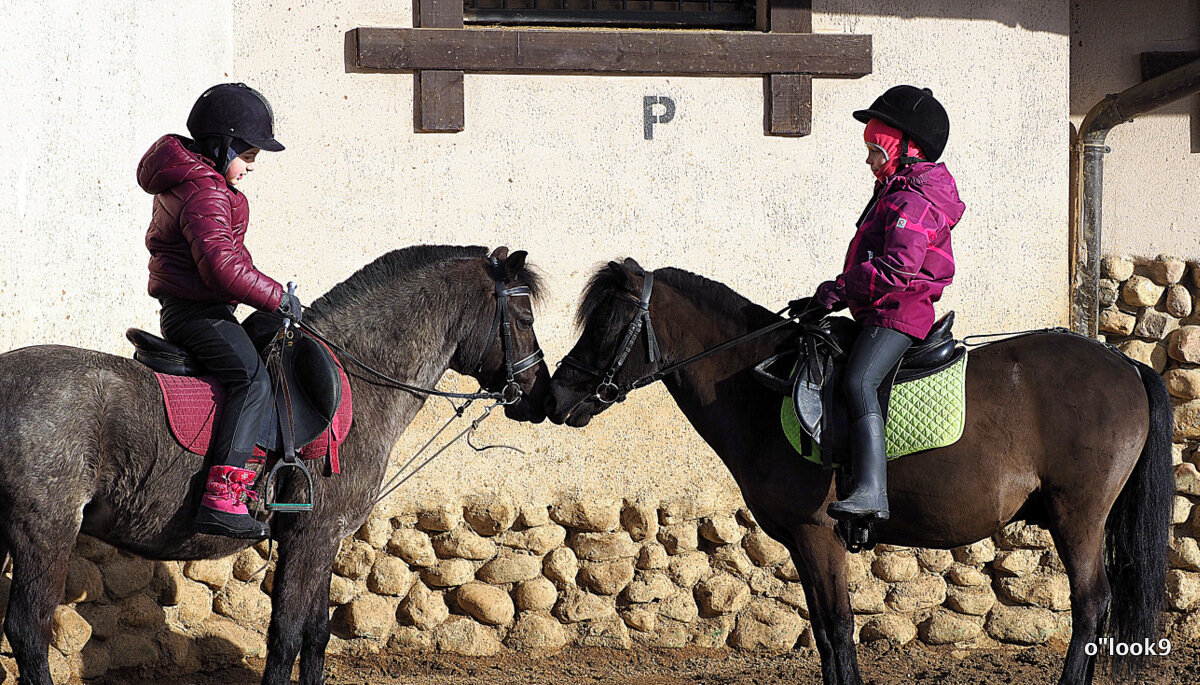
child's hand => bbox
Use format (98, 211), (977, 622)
(278, 293), (304, 324)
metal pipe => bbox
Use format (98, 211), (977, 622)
(1070, 57), (1200, 336)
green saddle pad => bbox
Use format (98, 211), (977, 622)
(782, 351), (968, 465)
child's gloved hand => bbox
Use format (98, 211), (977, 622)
(277, 292), (304, 324)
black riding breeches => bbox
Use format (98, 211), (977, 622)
(160, 297), (270, 469)
(842, 326), (914, 421)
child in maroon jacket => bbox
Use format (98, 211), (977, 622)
(138, 83), (303, 539)
(793, 86), (966, 522)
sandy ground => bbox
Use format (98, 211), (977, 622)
(101, 639), (1199, 685)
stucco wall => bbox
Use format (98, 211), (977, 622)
(1070, 0), (1200, 259)
(0, 1), (1068, 513)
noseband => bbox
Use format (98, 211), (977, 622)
(476, 257), (545, 404)
(559, 272), (661, 405)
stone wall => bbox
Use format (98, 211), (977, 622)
(8, 254), (1200, 682)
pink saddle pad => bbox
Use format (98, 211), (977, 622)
(154, 359), (352, 474)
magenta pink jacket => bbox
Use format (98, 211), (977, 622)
(138, 135), (283, 313)
(816, 162), (965, 339)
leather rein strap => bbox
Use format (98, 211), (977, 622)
(561, 271), (795, 405)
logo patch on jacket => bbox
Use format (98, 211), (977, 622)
(896, 217), (907, 229)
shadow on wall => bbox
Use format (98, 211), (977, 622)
(0, 535), (269, 684)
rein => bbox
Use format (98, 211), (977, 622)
(560, 271), (796, 408)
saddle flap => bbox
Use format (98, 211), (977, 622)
(256, 332), (343, 451)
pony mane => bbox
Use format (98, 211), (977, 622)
(575, 260), (760, 330)
(312, 244), (545, 313)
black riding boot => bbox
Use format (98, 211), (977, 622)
(828, 412), (890, 521)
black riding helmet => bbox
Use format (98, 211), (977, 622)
(853, 85), (949, 162)
(186, 83), (284, 174)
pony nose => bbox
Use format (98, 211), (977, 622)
(544, 389), (567, 425)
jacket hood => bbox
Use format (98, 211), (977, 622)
(889, 162), (965, 228)
(137, 135), (225, 195)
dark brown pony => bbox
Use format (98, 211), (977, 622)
(0, 245), (549, 685)
(547, 259), (1172, 685)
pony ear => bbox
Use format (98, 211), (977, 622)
(622, 257), (642, 271)
(503, 250), (528, 278)
(489, 246), (510, 261)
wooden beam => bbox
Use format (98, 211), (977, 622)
(355, 28), (872, 77)
(415, 0), (464, 132)
(766, 0), (813, 136)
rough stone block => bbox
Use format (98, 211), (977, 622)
(945, 583), (996, 616)
(577, 616), (632, 649)
(550, 496), (621, 532)
(389, 528), (437, 567)
(743, 530), (789, 567)
(356, 514), (394, 549)
(63, 556), (104, 604)
(578, 559), (635, 596)
(1166, 569), (1200, 610)
(859, 614), (917, 645)
(657, 524), (699, 554)
(1166, 369), (1200, 400)
(340, 594), (397, 640)
(463, 494), (519, 536)
(623, 571), (676, 604)
(431, 526), (497, 561)
(498, 524), (566, 555)
(332, 540), (376, 580)
(1168, 285), (1194, 318)
(515, 578), (559, 612)
(1099, 308), (1136, 336)
(400, 583), (449, 630)
(434, 616), (501, 656)
(621, 501), (659, 542)
(543, 548), (579, 586)
(996, 572), (1071, 611)
(1135, 309), (1177, 340)
(571, 531), (639, 561)
(214, 582), (271, 628)
(121, 592), (167, 630)
(985, 605), (1058, 645)
(696, 573), (751, 616)
(1149, 255), (1187, 285)
(952, 539), (995, 565)
(915, 549), (955, 574)
(504, 611), (567, 656)
(1119, 339), (1168, 372)
(368, 556), (416, 596)
(51, 606), (91, 656)
(637, 542), (669, 570)
(1123, 275), (1165, 306)
(667, 551), (711, 588)
(104, 554), (155, 598)
(1102, 255), (1135, 282)
(421, 559), (475, 587)
(920, 609), (983, 645)
(456, 582), (515, 626)
(728, 598), (804, 652)
(554, 588), (615, 623)
(872, 553), (919, 582)
(699, 515), (744, 545)
(1170, 326), (1200, 364)
(886, 575), (947, 612)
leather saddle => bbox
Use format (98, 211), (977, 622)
(755, 312), (963, 468)
(126, 310), (343, 453)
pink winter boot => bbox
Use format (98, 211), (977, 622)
(194, 465), (270, 539)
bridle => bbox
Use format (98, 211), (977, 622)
(559, 271), (661, 405)
(299, 257), (543, 405)
(474, 257), (545, 404)
(559, 270), (796, 411)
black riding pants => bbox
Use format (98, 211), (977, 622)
(160, 297), (271, 469)
(843, 326), (914, 421)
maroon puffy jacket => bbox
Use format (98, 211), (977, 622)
(138, 135), (283, 313)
